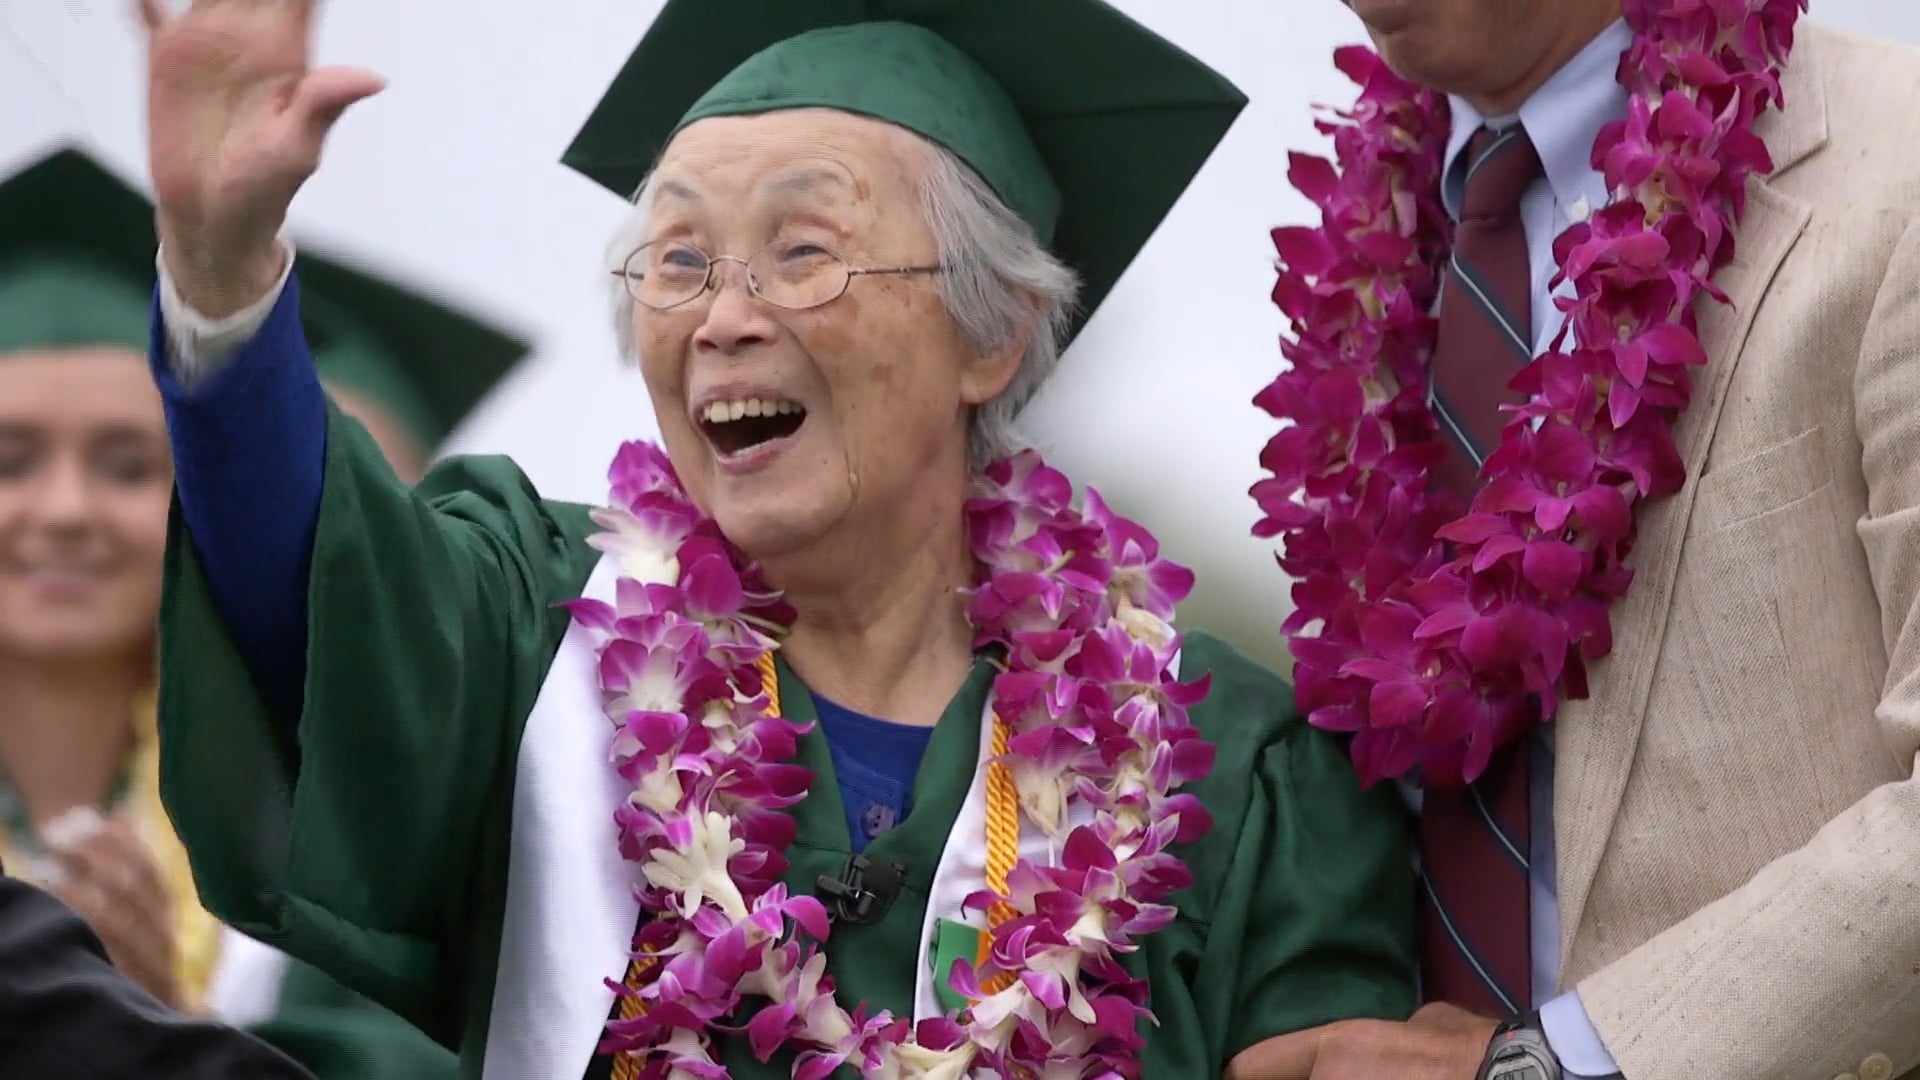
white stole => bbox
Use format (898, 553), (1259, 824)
(484, 556), (639, 1080)
(913, 713), (1083, 1022)
(486, 554), (1179, 1076)
(204, 926), (290, 1027)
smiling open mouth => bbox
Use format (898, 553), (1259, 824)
(700, 397), (808, 457)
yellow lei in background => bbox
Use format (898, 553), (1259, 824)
(0, 689), (222, 1010)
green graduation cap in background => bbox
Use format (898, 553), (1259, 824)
(0, 146), (529, 452)
(0, 148), (159, 357)
(562, 0), (1247, 342)
(294, 253), (531, 453)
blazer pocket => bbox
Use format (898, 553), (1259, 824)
(1691, 425), (1832, 532)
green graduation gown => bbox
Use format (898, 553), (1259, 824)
(250, 957), (461, 1080)
(157, 409), (1415, 1078)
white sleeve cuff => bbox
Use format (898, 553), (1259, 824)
(155, 240), (296, 385)
(1540, 990), (1624, 1078)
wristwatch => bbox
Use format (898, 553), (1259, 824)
(1479, 1016), (1560, 1080)
(1479, 1014), (1623, 1080)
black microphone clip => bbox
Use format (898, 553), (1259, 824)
(815, 854), (908, 926)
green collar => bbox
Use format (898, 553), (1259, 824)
(772, 651), (997, 893)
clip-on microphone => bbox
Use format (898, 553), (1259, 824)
(815, 854), (908, 925)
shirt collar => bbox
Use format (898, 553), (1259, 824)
(1442, 18), (1634, 220)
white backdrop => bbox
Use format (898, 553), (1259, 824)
(4, 0), (1914, 670)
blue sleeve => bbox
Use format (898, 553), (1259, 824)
(149, 276), (326, 718)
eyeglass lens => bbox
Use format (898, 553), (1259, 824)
(624, 240), (850, 310)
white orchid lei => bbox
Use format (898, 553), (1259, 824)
(568, 442), (1216, 1078)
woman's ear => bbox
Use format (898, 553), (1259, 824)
(958, 300), (1040, 407)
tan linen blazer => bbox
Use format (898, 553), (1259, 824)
(1556, 22), (1920, 1080)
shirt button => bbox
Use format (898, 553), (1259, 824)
(1860, 1053), (1894, 1080)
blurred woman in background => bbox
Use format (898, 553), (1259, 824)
(0, 146), (203, 1011)
(0, 144), (525, 1080)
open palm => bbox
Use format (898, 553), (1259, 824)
(142, 0), (383, 271)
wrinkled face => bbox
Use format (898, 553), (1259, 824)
(630, 109), (1021, 561)
(0, 348), (171, 664)
(1346, 0), (1617, 109)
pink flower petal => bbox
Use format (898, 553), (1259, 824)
(1521, 538), (1584, 598)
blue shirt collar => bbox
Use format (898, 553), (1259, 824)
(1442, 18), (1634, 221)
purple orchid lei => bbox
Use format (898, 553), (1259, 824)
(568, 442), (1215, 1077)
(1251, 0), (1808, 789)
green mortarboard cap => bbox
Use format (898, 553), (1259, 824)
(296, 253), (531, 451)
(0, 148), (160, 356)
(562, 0), (1247, 341)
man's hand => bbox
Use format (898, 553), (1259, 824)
(139, 0), (385, 316)
(1225, 1003), (1500, 1080)
(41, 808), (185, 1011)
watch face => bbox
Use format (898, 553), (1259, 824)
(1484, 1032), (1557, 1080)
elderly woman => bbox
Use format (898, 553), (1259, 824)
(0, 144), (508, 1080)
(139, 0), (1415, 1077)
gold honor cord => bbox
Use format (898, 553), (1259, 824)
(609, 653), (1021, 1077)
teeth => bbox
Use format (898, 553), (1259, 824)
(702, 398), (803, 424)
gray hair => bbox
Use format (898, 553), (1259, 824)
(605, 134), (1080, 471)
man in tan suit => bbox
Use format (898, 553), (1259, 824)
(1229, 3), (1920, 1080)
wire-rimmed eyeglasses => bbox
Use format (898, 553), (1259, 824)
(612, 239), (945, 311)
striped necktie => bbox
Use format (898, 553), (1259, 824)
(1418, 123), (1542, 1017)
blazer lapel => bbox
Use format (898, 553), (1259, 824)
(1551, 34), (1827, 976)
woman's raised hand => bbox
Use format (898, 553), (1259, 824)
(140, 0), (384, 316)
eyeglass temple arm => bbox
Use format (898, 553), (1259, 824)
(846, 264), (944, 278)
